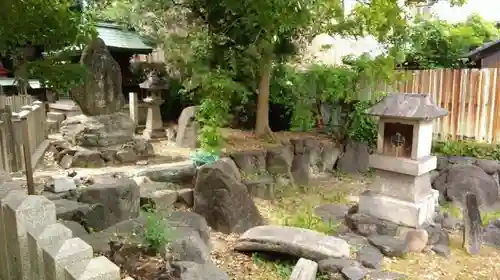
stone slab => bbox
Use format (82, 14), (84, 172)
(65, 256), (120, 280)
(358, 190), (439, 228)
(289, 258), (318, 280)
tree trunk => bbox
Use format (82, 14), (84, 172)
(255, 52), (274, 139)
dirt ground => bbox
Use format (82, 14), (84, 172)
(210, 129), (500, 280)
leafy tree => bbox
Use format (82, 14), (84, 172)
(404, 14), (499, 69)
(0, 0), (94, 93)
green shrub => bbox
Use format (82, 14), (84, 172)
(281, 208), (339, 235)
(141, 209), (171, 254)
(432, 139), (500, 160)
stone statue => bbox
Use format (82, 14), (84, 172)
(71, 38), (125, 116)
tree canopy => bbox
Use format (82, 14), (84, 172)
(0, 0), (94, 92)
(404, 14), (500, 69)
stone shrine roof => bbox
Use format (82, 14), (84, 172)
(365, 93), (448, 120)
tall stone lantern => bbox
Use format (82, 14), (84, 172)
(359, 93), (448, 228)
(140, 71), (167, 139)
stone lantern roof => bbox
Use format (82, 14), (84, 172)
(139, 71), (168, 90)
(365, 93), (448, 120)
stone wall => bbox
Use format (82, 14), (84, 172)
(0, 187), (121, 280)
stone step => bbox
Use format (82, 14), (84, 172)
(289, 258), (318, 280)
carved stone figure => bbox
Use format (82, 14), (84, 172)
(71, 38), (125, 116)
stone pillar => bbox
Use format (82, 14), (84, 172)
(142, 97), (165, 139)
(129, 92), (139, 127)
(28, 223), (73, 280)
(1, 191), (57, 280)
(65, 256), (121, 280)
(42, 237), (93, 279)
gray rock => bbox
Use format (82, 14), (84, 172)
(171, 261), (229, 280)
(318, 258), (360, 274)
(234, 225), (350, 261)
(72, 37), (125, 116)
(320, 144), (341, 173)
(441, 212), (463, 230)
(61, 113), (135, 147)
(266, 145), (294, 176)
(367, 235), (408, 258)
(289, 258), (318, 280)
(0, 169), (12, 184)
(193, 159), (263, 234)
(337, 140), (370, 174)
(462, 193), (482, 255)
(341, 266), (370, 280)
(345, 213), (399, 237)
(59, 220), (89, 237)
(357, 245), (383, 269)
(244, 177), (275, 200)
(475, 159), (500, 174)
(432, 243), (450, 258)
(338, 232), (370, 252)
(177, 188), (194, 207)
(136, 162), (196, 186)
(366, 271), (408, 280)
(169, 227), (211, 264)
(290, 138), (316, 185)
(176, 106), (199, 149)
(229, 150), (267, 174)
(71, 150), (105, 167)
(140, 188), (178, 212)
(78, 175), (140, 230)
(483, 223), (500, 248)
(314, 203), (349, 224)
(435, 165), (499, 207)
(167, 211), (211, 247)
(53, 199), (91, 221)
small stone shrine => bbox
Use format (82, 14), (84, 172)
(140, 71), (167, 139)
(358, 93), (448, 228)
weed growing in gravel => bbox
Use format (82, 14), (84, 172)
(251, 253), (330, 280)
(141, 205), (171, 254)
(440, 202), (500, 226)
(281, 207), (340, 235)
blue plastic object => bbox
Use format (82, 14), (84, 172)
(189, 149), (220, 168)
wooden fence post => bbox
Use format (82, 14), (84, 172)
(20, 115), (35, 195)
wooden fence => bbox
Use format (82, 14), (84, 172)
(0, 96), (49, 172)
(368, 68), (500, 144)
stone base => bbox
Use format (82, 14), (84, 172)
(358, 189), (439, 228)
(142, 128), (165, 139)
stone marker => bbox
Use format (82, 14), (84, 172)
(289, 258), (318, 280)
(2, 191), (57, 280)
(28, 223), (73, 280)
(72, 38), (125, 116)
(463, 193), (482, 255)
(65, 255), (120, 280)
(42, 237), (93, 279)
(176, 106), (199, 148)
(234, 225), (350, 261)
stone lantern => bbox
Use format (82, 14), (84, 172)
(358, 93), (448, 228)
(140, 71), (167, 139)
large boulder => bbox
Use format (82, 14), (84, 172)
(71, 37), (125, 116)
(60, 113), (136, 147)
(78, 175), (140, 230)
(433, 165), (499, 207)
(193, 159), (263, 234)
(337, 140), (370, 174)
(176, 106), (199, 148)
(234, 225), (351, 261)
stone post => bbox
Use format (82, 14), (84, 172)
(28, 223), (73, 280)
(2, 191), (57, 280)
(42, 237), (93, 279)
(65, 256), (121, 280)
(129, 92), (139, 127)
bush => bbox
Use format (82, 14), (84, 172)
(432, 139), (500, 160)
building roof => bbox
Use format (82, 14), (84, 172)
(365, 93), (448, 120)
(95, 22), (152, 53)
(0, 78), (42, 88)
(465, 39), (500, 61)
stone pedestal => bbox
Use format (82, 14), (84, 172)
(142, 97), (165, 139)
(359, 93), (448, 228)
